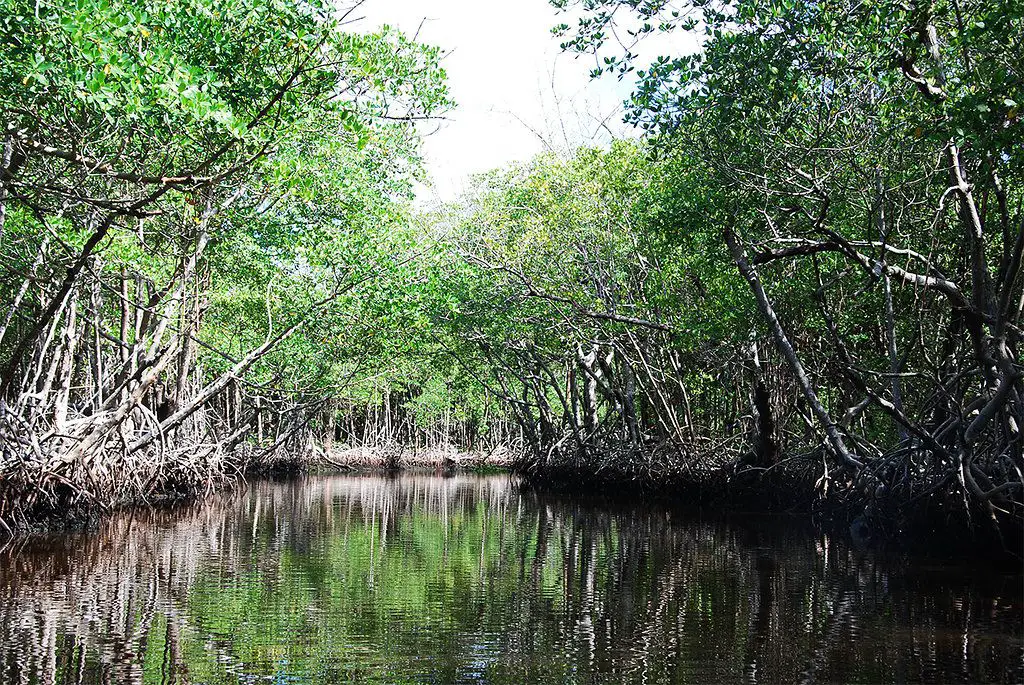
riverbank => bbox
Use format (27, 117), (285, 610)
(320, 445), (517, 472)
(0, 444), (513, 535)
(4, 441), (1020, 563)
(513, 455), (1024, 563)
(0, 442), (281, 535)
(306, 444), (1023, 561)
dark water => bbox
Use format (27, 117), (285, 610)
(0, 475), (1020, 684)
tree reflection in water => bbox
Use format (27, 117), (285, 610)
(0, 474), (1020, 684)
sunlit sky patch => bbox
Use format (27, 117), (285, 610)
(359, 0), (641, 203)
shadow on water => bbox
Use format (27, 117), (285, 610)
(0, 473), (1020, 684)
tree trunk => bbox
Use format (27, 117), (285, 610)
(725, 226), (862, 471)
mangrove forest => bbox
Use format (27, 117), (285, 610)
(0, 0), (1021, 682)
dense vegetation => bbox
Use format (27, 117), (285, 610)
(0, 0), (451, 526)
(0, 0), (1021, 544)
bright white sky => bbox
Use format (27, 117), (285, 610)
(359, 0), (640, 203)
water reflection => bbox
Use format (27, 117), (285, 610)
(0, 474), (1020, 684)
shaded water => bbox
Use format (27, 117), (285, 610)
(0, 474), (1020, 684)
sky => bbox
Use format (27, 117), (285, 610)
(358, 0), (640, 203)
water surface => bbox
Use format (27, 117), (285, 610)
(0, 474), (1020, 684)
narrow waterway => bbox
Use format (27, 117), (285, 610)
(0, 474), (1020, 684)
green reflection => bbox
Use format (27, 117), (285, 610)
(0, 475), (1021, 684)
